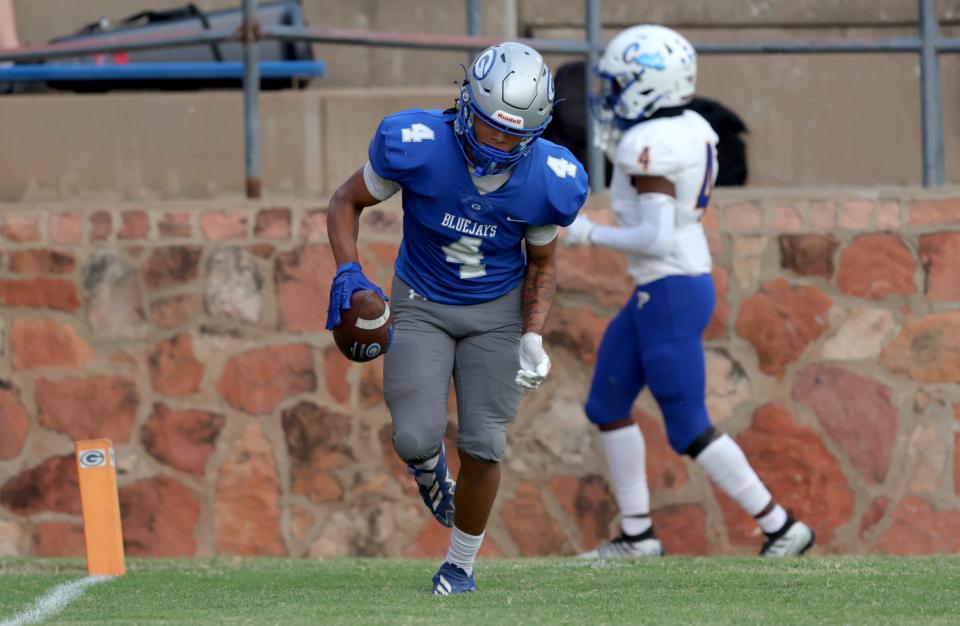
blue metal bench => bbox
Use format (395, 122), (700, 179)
(0, 60), (324, 82)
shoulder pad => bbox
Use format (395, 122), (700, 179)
(614, 122), (683, 177)
(536, 140), (589, 227)
(368, 109), (452, 182)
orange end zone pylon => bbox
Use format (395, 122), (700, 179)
(75, 439), (125, 576)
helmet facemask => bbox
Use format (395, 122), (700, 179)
(591, 69), (664, 130)
(455, 81), (548, 177)
(453, 42), (555, 177)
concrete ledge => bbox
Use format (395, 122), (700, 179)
(0, 88), (453, 202)
(1, 72), (958, 202)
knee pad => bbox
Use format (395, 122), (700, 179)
(683, 425), (717, 459)
(584, 396), (606, 426)
(658, 398), (713, 454)
(458, 428), (506, 463)
(392, 430), (441, 465)
(585, 391), (632, 427)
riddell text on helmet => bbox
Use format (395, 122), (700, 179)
(493, 109), (524, 129)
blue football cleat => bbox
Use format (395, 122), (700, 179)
(432, 562), (476, 595)
(408, 444), (456, 527)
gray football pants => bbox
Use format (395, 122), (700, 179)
(384, 275), (523, 464)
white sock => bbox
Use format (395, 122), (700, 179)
(757, 504), (788, 534)
(601, 425), (651, 536)
(445, 526), (484, 576)
(696, 434), (774, 519)
(413, 454), (438, 471)
(621, 514), (652, 537)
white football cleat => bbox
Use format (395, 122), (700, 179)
(578, 528), (665, 559)
(760, 518), (815, 557)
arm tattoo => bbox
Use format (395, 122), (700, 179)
(522, 253), (557, 335)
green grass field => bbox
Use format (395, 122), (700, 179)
(2, 557), (959, 625)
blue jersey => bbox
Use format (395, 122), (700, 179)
(368, 109), (588, 305)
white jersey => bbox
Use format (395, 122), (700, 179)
(609, 110), (718, 285)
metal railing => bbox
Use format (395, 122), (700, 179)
(0, 0), (953, 196)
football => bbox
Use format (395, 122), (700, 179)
(332, 289), (394, 362)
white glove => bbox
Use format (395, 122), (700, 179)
(563, 213), (596, 246)
(515, 332), (551, 390)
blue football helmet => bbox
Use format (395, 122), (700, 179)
(455, 41), (555, 176)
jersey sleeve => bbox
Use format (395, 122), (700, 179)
(614, 125), (686, 178)
(525, 224), (559, 246)
(541, 145), (589, 227)
(362, 161), (401, 201)
(367, 110), (438, 185)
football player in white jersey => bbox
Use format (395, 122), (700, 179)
(565, 25), (814, 557)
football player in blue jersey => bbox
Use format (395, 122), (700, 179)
(326, 42), (588, 594)
(565, 25), (814, 558)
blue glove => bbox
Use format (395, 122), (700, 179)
(325, 262), (389, 330)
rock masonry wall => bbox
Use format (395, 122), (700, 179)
(0, 191), (958, 558)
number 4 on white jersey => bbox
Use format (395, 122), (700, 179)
(402, 123), (435, 143)
(546, 155), (577, 178)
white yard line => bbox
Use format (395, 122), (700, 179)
(0, 576), (113, 626)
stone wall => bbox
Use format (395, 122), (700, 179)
(0, 189), (958, 559)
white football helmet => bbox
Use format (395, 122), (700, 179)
(455, 41), (555, 176)
(593, 25), (697, 127)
